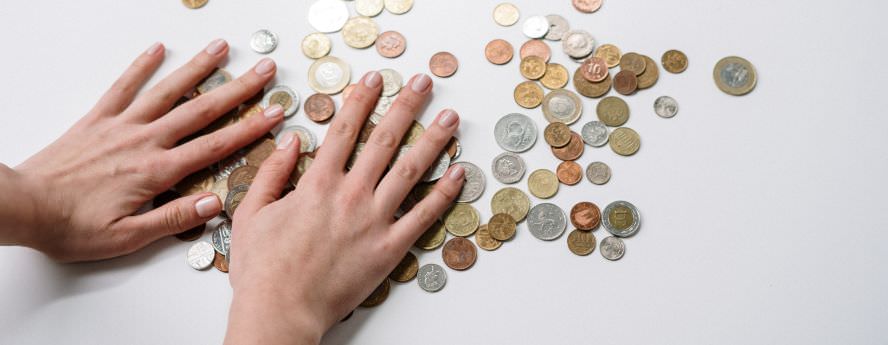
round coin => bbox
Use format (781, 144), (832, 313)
(613, 70), (638, 95)
(227, 165), (259, 190)
(654, 96), (679, 118)
(573, 67), (611, 98)
(389, 251), (419, 282)
(594, 43), (622, 68)
(636, 55), (659, 89)
(522, 15), (550, 39)
(421, 151), (450, 182)
(212, 251), (229, 273)
(491, 152), (526, 184)
(491, 187), (531, 222)
(585, 161), (611, 185)
(562, 30), (595, 59)
(714, 56), (757, 96)
(572, 0), (603, 13)
(494, 113), (537, 153)
(442, 237), (477, 271)
(308, 0), (349, 33)
(211, 220), (232, 256)
(245, 138), (275, 167)
(514, 81), (544, 108)
(181, 0), (208, 9)
(662, 49), (688, 74)
(485, 39), (514, 65)
(493, 2), (520, 26)
(602, 200), (641, 237)
(279, 125), (318, 153)
(342, 16), (379, 49)
(196, 68), (232, 95)
(186, 241), (215, 270)
(429, 52), (459, 78)
(376, 31), (407, 58)
(544, 122), (572, 147)
(261, 85), (300, 118)
(608, 127), (640, 156)
(570, 201), (601, 230)
(304, 93), (336, 122)
(415, 220), (446, 250)
(417, 264), (447, 292)
(488, 213), (517, 241)
(360, 279), (390, 307)
(383, 0), (413, 14)
(308, 56), (351, 94)
(556, 161), (583, 185)
(519, 56), (547, 80)
(475, 224), (502, 251)
(567, 229), (597, 256)
(528, 169), (559, 199)
(541, 89), (582, 124)
(519, 39), (551, 62)
(224, 184), (248, 218)
(581, 120), (609, 147)
(601, 236), (625, 261)
(540, 63), (569, 89)
(581, 56), (609, 82)
(443, 203), (480, 237)
(551, 131), (584, 161)
(355, 0), (384, 17)
(597, 96), (629, 127)
(544, 14), (570, 41)
(250, 29), (278, 54)
(379, 68), (403, 96)
(301, 32), (332, 59)
(454, 162), (486, 203)
(527, 203), (567, 241)
(620, 52), (646, 76)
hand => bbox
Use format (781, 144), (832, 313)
(7, 39), (283, 262)
(224, 72), (464, 344)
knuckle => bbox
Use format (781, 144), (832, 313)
(412, 204), (439, 225)
(369, 129), (398, 150)
(393, 93), (422, 112)
(432, 184), (458, 202)
(162, 205), (189, 232)
(330, 120), (357, 138)
(200, 135), (229, 156)
(348, 89), (374, 105)
(393, 161), (419, 182)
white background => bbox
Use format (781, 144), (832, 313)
(1, 0), (887, 344)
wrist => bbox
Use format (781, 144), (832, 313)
(0, 164), (47, 247)
(226, 285), (326, 345)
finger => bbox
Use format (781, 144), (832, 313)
(151, 57), (277, 146)
(111, 192), (221, 248)
(93, 42), (165, 116)
(236, 132), (300, 219)
(126, 39), (230, 122)
(313, 71), (382, 173)
(374, 108), (459, 216)
(390, 165), (464, 246)
(348, 73), (433, 185)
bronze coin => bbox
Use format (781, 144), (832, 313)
(572, 0), (602, 13)
(580, 56), (609, 82)
(475, 224), (502, 251)
(570, 201), (601, 230)
(613, 70), (638, 95)
(567, 229), (597, 256)
(573, 67), (611, 98)
(304, 93), (336, 123)
(429, 51), (459, 78)
(636, 55), (659, 90)
(544, 122), (571, 148)
(551, 131), (584, 161)
(661, 49), (688, 74)
(182, 0), (208, 9)
(376, 31), (407, 58)
(388, 251), (419, 282)
(620, 52), (647, 76)
(519, 39), (551, 62)
(360, 279), (390, 308)
(227, 165), (259, 190)
(442, 237), (477, 271)
(212, 251), (229, 273)
(485, 39), (514, 65)
(175, 223), (206, 241)
(224, 185), (249, 218)
(488, 213), (517, 241)
(245, 138), (275, 167)
(556, 161), (583, 185)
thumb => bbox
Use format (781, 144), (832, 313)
(236, 131), (300, 219)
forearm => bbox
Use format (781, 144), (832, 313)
(0, 164), (42, 246)
(225, 288), (325, 345)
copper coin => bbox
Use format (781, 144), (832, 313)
(245, 138), (275, 167)
(360, 279), (390, 308)
(551, 132), (584, 161)
(341, 84), (357, 101)
(446, 136), (460, 159)
(544, 122), (572, 147)
(519, 39), (551, 62)
(570, 201), (601, 230)
(304, 93), (336, 122)
(572, 0), (602, 13)
(212, 251), (229, 273)
(613, 70), (638, 95)
(228, 165), (259, 190)
(388, 251), (419, 282)
(475, 224), (502, 251)
(567, 229), (597, 256)
(376, 31), (407, 58)
(429, 52), (459, 78)
(556, 161), (583, 185)
(488, 213), (517, 241)
(580, 56), (609, 82)
(175, 223), (206, 241)
(485, 39), (514, 65)
(442, 237), (477, 270)
(573, 67), (612, 98)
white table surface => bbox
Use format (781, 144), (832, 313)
(2, 0), (888, 344)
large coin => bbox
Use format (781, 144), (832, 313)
(224, 184), (249, 217)
(662, 49), (688, 74)
(519, 39), (551, 62)
(594, 43), (622, 68)
(415, 220), (446, 250)
(250, 29), (278, 54)
(308, 0), (349, 33)
(581, 121), (609, 147)
(186, 241), (215, 270)
(608, 127), (640, 156)
(573, 67), (611, 98)
(389, 251), (419, 282)
(585, 161), (611, 185)
(602, 200), (640, 237)
(475, 224), (502, 251)
(429, 52), (459, 78)
(376, 31), (407, 58)
(360, 279), (390, 307)
(454, 162), (486, 203)
(562, 30), (595, 59)
(600, 236), (625, 261)
(522, 15), (550, 39)
(541, 89), (582, 124)
(443, 203), (480, 237)
(355, 0), (384, 17)
(494, 113), (537, 153)
(417, 264), (447, 292)
(488, 213), (517, 241)
(342, 16), (379, 49)
(514, 81), (544, 108)
(567, 229), (596, 256)
(308, 56), (351, 94)
(654, 96), (679, 118)
(570, 201), (601, 230)
(491, 187), (531, 222)
(527, 203), (567, 241)
(491, 152), (526, 184)
(493, 2), (520, 26)
(527, 169), (559, 199)
(544, 14), (570, 41)
(442, 237), (477, 271)
(714, 56), (757, 96)
(485, 39), (514, 65)
(302, 32), (332, 59)
(596, 96), (629, 127)
(261, 85), (300, 118)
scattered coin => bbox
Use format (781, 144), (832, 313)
(514, 81), (544, 109)
(597, 96), (629, 127)
(422, 151), (450, 182)
(415, 220), (446, 250)
(384, 0), (413, 14)
(389, 251), (419, 282)
(308, 0), (350, 33)
(567, 229), (596, 256)
(454, 162), (486, 203)
(570, 201), (601, 230)
(541, 89), (582, 124)
(662, 49), (688, 74)
(250, 29), (278, 54)
(245, 138), (274, 167)
(491, 151), (526, 184)
(186, 241), (215, 270)
(304, 93), (336, 122)
(544, 122), (571, 147)
(562, 30), (595, 59)
(196, 68), (232, 95)
(540, 63), (569, 89)
(602, 200), (641, 237)
(613, 70), (638, 95)
(581, 56), (609, 82)
(355, 0), (384, 17)
(528, 169), (559, 199)
(519, 39), (551, 62)
(279, 125), (318, 153)
(302, 32), (332, 59)
(594, 43), (622, 68)
(527, 203), (567, 241)
(572, 0), (603, 13)
(360, 279), (390, 307)
(488, 213), (517, 241)
(261, 85), (300, 118)
(494, 113), (537, 153)
(376, 31), (407, 58)
(522, 15), (550, 39)
(429, 52), (459, 77)
(519, 56), (547, 80)
(714, 56), (757, 96)
(443, 237), (477, 271)
(600, 236), (625, 261)
(556, 161), (583, 185)
(608, 127), (641, 156)
(475, 224), (502, 251)
(636, 55), (659, 89)
(551, 131), (584, 161)
(581, 120), (609, 147)
(379, 69), (403, 96)
(182, 0), (208, 9)
(485, 39), (514, 65)
(493, 2), (520, 26)
(342, 16), (380, 49)
(417, 264), (447, 292)
(444, 203), (480, 237)
(573, 67), (611, 98)
(491, 187), (531, 222)
(620, 52), (646, 75)
(308, 56), (351, 94)
(212, 251), (229, 273)
(544, 14), (570, 41)
(585, 161), (611, 185)
(654, 96), (678, 118)
(446, 137), (462, 159)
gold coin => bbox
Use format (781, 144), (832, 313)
(360, 279), (390, 308)
(636, 55), (659, 89)
(609, 127), (641, 156)
(596, 96), (629, 127)
(544, 122), (571, 148)
(519, 56), (547, 80)
(620, 52), (646, 76)
(608, 204), (636, 231)
(540, 63), (569, 89)
(400, 120), (425, 146)
(210, 178), (229, 207)
(389, 251), (419, 282)
(573, 67), (611, 98)
(493, 2), (520, 26)
(301, 32), (332, 59)
(443, 203), (480, 237)
(595, 44), (622, 68)
(513, 81), (544, 108)
(488, 213), (517, 241)
(661, 49), (688, 74)
(342, 16), (379, 49)
(528, 169), (559, 199)
(567, 229), (596, 256)
(491, 187), (531, 222)
(181, 0), (208, 9)
(175, 169), (215, 196)
(384, 0), (413, 14)
(415, 220), (446, 250)
(475, 224), (502, 251)
(713, 56), (757, 96)
(308, 56), (351, 94)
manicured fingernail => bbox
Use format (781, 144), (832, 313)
(195, 195), (221, 218)
(438, 109), (458, 128)
(205, 39), (227, 55)
(364, 71), (382, 87)
(254, 58), (276, 75)
(411, 73), (432, 93)
(264, 104), (283, 118)
(146, 42), (163, 55)
(277, 132), (295, 150)
(449, 164), (465, 180)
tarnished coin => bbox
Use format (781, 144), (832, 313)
(212, 251), (229, 273)
(654, 96), (678, 118)
(197, 68), (232, 95)
(488, 213), (517, 241)
(454, 162), (486, 203)
(304, 93), (336, 122)
(228, 165), (259, 189)
(383, 0), (413, 14)
(308, 56), (351, 94)
(308, 0), (349, 33)
(494, 113), (537, 153)
(444, 203), (480, 237)
(493, 2), (520, 26)
(415, 220), (446, 250)
(601, 236), (625, 261)
(429, 52), (459, 78)
(491, 187), (531, 222)
(528, 169), (559, 199)
(567, 229), (596, 256)
(544, 14), (570, 41)
(581, 56), (609, 82)
(544, 122), (571, 147)
(379, 69), (403, 96)
(540, 63), (569, 89)
(609, 127), (640, 156)
(422, 151), (450, 182)
(556, 161), (583, 185)
(570, 201), (601, 230)
(485, 39), (514, 65)
(562, 30), (595, 59)
(357, 119), (375, 143)
(519, 56), (547, 80)
(342, 16), (379, 49)
(182, 0), (208, 9)
(211, 220), (232, 256)
(492, 152), (526, 184)
(594, 43), (622, 68)
(542, 89), (582, 124)
(355, 0), (384, 17)
(360, 279), (390, 307)
(551, 131), (584, 161)
(417, 264), (447, 292)
(186, 241), (215, 270)
(250, 29), (278, 54)
(572, 0), (602, 13)
(514, 81), (544, 109)
(302, 32), (332, 59)
(245, 138), (275, 167)
(261, 85), (300, 118)
(401, 121), (426, 146)
(636, 55), (659, 89)
(389, 251), (419, 282)
(475, 224), (502, 251)
(376, 31), (407, 58)
(597, 96), (629, 127)
(585, 161), (611, 185)
(714, 56), (757, 96)
(581, 121), (609, 147)
(522, 15), (550, 39)
(662, 49), (688, 74)
(603, 200), (641, 237)
(620, 52), (646, 75)
(443, 237), (477, 271)
(519, 39), (551, 62)
(527, 203), (567, 241)
(573, 67), (611, 98)
(613, 70), (638, 95)
(278, 125), (318, 153)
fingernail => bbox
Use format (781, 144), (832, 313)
(277, 132), (295, 150)
(146, 42), (163, 55)
(437, 109), (458, 128)
(254, 58), (276, 75)
(364, 71), (382, 87)
(411, 73), (432, 93)
(205, 39), (227, 55)
(264, 104), (283, 118)
(195, 195), (221, 218)
(449, 164), (465, 180)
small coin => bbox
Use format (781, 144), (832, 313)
(488, 213), (517, 241)
(654, 96), (679, 118)
(376, 31), (407, 58)
(562, 30), (595, 59)
(262, 85), (300, 117)
(522, 15), (550, 39)
(570, 201), (601, 230)
(527, 203), (567, 241)
(212, 251), (229, 273)
(494, 113), (537, 153)
(601, 236), (625, 260)
(186, 241), (215, 270)
(485, 39), (514, 65)
(544, 14), (570, 41)
(573, 67), (611, 98)
(444, 203), (480, 237)
(541, 89), (582, 124)
(493, 2), (520, 26)
(714, 56), (757, 96)
(603, 200), (641, 237)
(491, 151), (526, 184)
(182, 0), (208, 9)
(308, 0), (350, 33)
(360, 279), (390, 307)
(551, 131), (584, 161)
(196, 68), (232, 95)
(567, 229), (597, 256)
(250, 29), (278, 54)
(620, 52), (646, 75)
(572, 0), (602, 13)
(355, 0), (384, 17)
(556, 161), (583, 185)
(608, 127), (641, 156)
(429, 52), (459, 78)
(514, 81), (544, 108)
(415, 220), (446, 250)
(224, 184), (249, 217)
(417, 264), (447, 292)
(491, 187), (531, 222)
(379, 69), (403, 96)
(308, 56), (351, 94)
(342, 16), (379, 49)
(302, 32), (332, 59)
(228, 165), (259, 189)
(613, 70), (638, 95)
(544, 122), (571, 147)
(594, 43), (622, 68)
(519, 56), (547, 80)
(662, 49), (688, 74)
(384, 0), (413, 14)
(442, 237), (477, 271)
(540, 63), (569, 89)
(454, 162), (486, 203)
(528, 169), (559, 199)
(581, 121), (609, 147)
(636, 55), (659, 89)
(211, 220), (232, 256)
(581, 56), (609, 82)
(596, 96), (629, 127)
(304, 93), (336, 122)
(475, 224), (502, 251)
(585, 161), (611, 185)
(389, 251), (419, 282)
(519, 39), (551, 62)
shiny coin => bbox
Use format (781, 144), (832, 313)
(581, 56), (609, 82)
(304, 93), (336, 122)
(661, 49), (688, 74)
(654, 96), (678, 118)
(540, 63), (569, 89)
(261, 85), (300, 118)
(442, 237), (477, 271)
(581, 121), (609, 147)
(379, 69), (403, 96)
(562, 30), (595, 59)
(210, 178), (229, 207)
(485, 39), (514, 65)
(519, 39), (551, 62)
(528, 169), (559, 199)
(573, 67), (611, 98)
(372, 96), (394, 123)
(342, 16), (379, 49)
(544, 14), (570, 41)
(714, 56), (757, 96)
(211, 220), (232, 256)
(212, 251), (229, 273)
(308, 0), (349, 33)
(527, 203), (567, 241)
(556, 161), (583, 185)
(182, 0), (208, 9)
(620, 52), (646, 75)
(224, 184), (249, 217)
(186, 241), (215, 270)
(492, 152), (526, 184)
(494, 113), (537, 153)
(567, 229), (596, 256)
(302, 32), (332, 59)
(389, 251), (419, 282)
(572, 0), (602, 13)
(355, 0), (384, 17)
(417, 264), (447, 292)
(376, 31), (407, 58)
(250, 29), (278, 54)
(542, 89), (582, 124)
(384, 0), (413, 14)
(444, 203), (480, 237)
(475, 224), (502, 251)
(570, 201), (601, 231)
(429, 52), (459, 77)
(514, 81), (544, 108)
(594, 43), (621, 68)
(551, 131), (584, 161)
(585, 161), (611, 185)
(415, 220), (446, 250)
(603, 200), (640, 237)
(488, 213), (517, 241)
(601, 236), (625, 260)
(519, 56), (547, 80)
(544, 122), (571, 147)
(596, 96), (629, 127)
(636, 55), (659, 89)
(196, 68), (232, 95)
(613, 70), (638, 95)
(493, 3), (520, 26)
(308, 56), (351, 94)
(491, 187), (531, 222)
(522, 15), (550, 39)
(454, 162), (486, 203)
(360, 279), (390, 307)
(422, 151), (450, 182)
(608, 127), (640, 156)
(279, 125), (317, 153)
(446, 137), (461, 159)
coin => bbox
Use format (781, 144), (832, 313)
(415, 220), (446, 250)
(551, 131), (584, 161)
(379, 69), (403, 97)
(714, 56), (757, 96)
(212, 251), (229, 273)
(224, 184), (248, 217)
(527, 203), (567, 241)
(372, 96), (393, 123)
(567, 229), (596, 256)
(620, 52), (646, 75)
(519, 39), (551, 62)
(514, 81), (544, 108)
(211, 220), (231, 256)
(454, 162), (486, 203)
(375, 31), (407, 58)
(245, 137), (275, 167)
(596, 96), (629, 127)
(355, 0), (384, 17)
(594, 43), (621, 68)
(302, 93), (335, 123)
(308, 56), (351, 94)
(494, 113), (537, 153)
(585, 161), (611, 185)
(484, 39), (514, 65)
(401, 121), (426, 146)
(654, 96), (678, 118)
(603, 200), (640, 237)
(228, 165), (259, 189)
(581, 121), (609, 147)
(290, 154), (316, 186)
(210, 178), (229, 207)
(175, 223), (205, 242)
(261, 85), (300, 118)
(636, 55), (659, 89)
(573, 67), (611, 98)
(519, 56), (546, 80)
(488, 213), (517, 241)
(540, 63), (569, 89)
(443, 237), (477, 271)
(613, 70), (638, 95)
(570, 201), (601, 230)
(417, 264), (447, 292)
(600, 236), (625, 260)
(429, 52), (459, 78)
(556, 161), (582, 185)
(196, 68), (232, 95)
(186, 241), (215, 270)
(422, 151), (450, 182)
(176, 168), (215, 196)
(541, 89), (582, 124)
(308, 0), (349, 33)
(389, 251), (419, 282)
(544, 122), (571, 147)
(302, 32), (332, 59)
(384, 0), (413, 14)
(661, 49), (688, 74)
(528, 169), (559, 199)
(491, 152), (526, 184)
(249, 29), (278, 54)
(279, 125), (318, 153)
(544, 14), (570, 41)
(522, 16), (550, 39)
(446, 137), (461, 159)
(581, 56), (609, 82)
(360, 279), (390, 307)
(608, 127), (640, 156)
(572, 0), (602, 13)
(182, 0), (208, 9)
(475, 224), (502, 251)
(342, 16), (379, 49)
(444, 203), (480, 237)
(491, 187), (531, 222)
(562, 30), (595, 59)
(493, 2), (520, 26)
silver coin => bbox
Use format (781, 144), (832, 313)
(602, 200), (641, 238)
(224, 184), (249, 217)
(250, 29), (278, 54)
(561, 30), (595, 59)
(211, 220), (232, 256)
(654, 96), (679, 118)
(581, 121), (609, 147)
(541, 89), (582, 125)
(600, 236), (625, 261)
(522, 15), (550, 39)
(452, 139), (462, 160)
(491, 152), (526, 184)
(355, 0), (384, 17)
(277, 125), (317, 153)
(527, 203), (567, 241)
(261, 85), (300, 118)
(494, 113), (537, 153)
(308, 0), (350, 33)
(214, 152), (247, 181)
(196, 69), (232, 95)
(422, 151), (451, 182)
(186, 241), (215, 270)
(308, 56), (351, 94)
(379, 68), (403, 97)
(371, 95), (394, 124)
(585, 161), (611, 185)
(454, 161), (485, 203)
(417, 263), (447, 292)
(544, 14), (569, 41)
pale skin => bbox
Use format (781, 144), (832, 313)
(0, 40), (464, 344)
